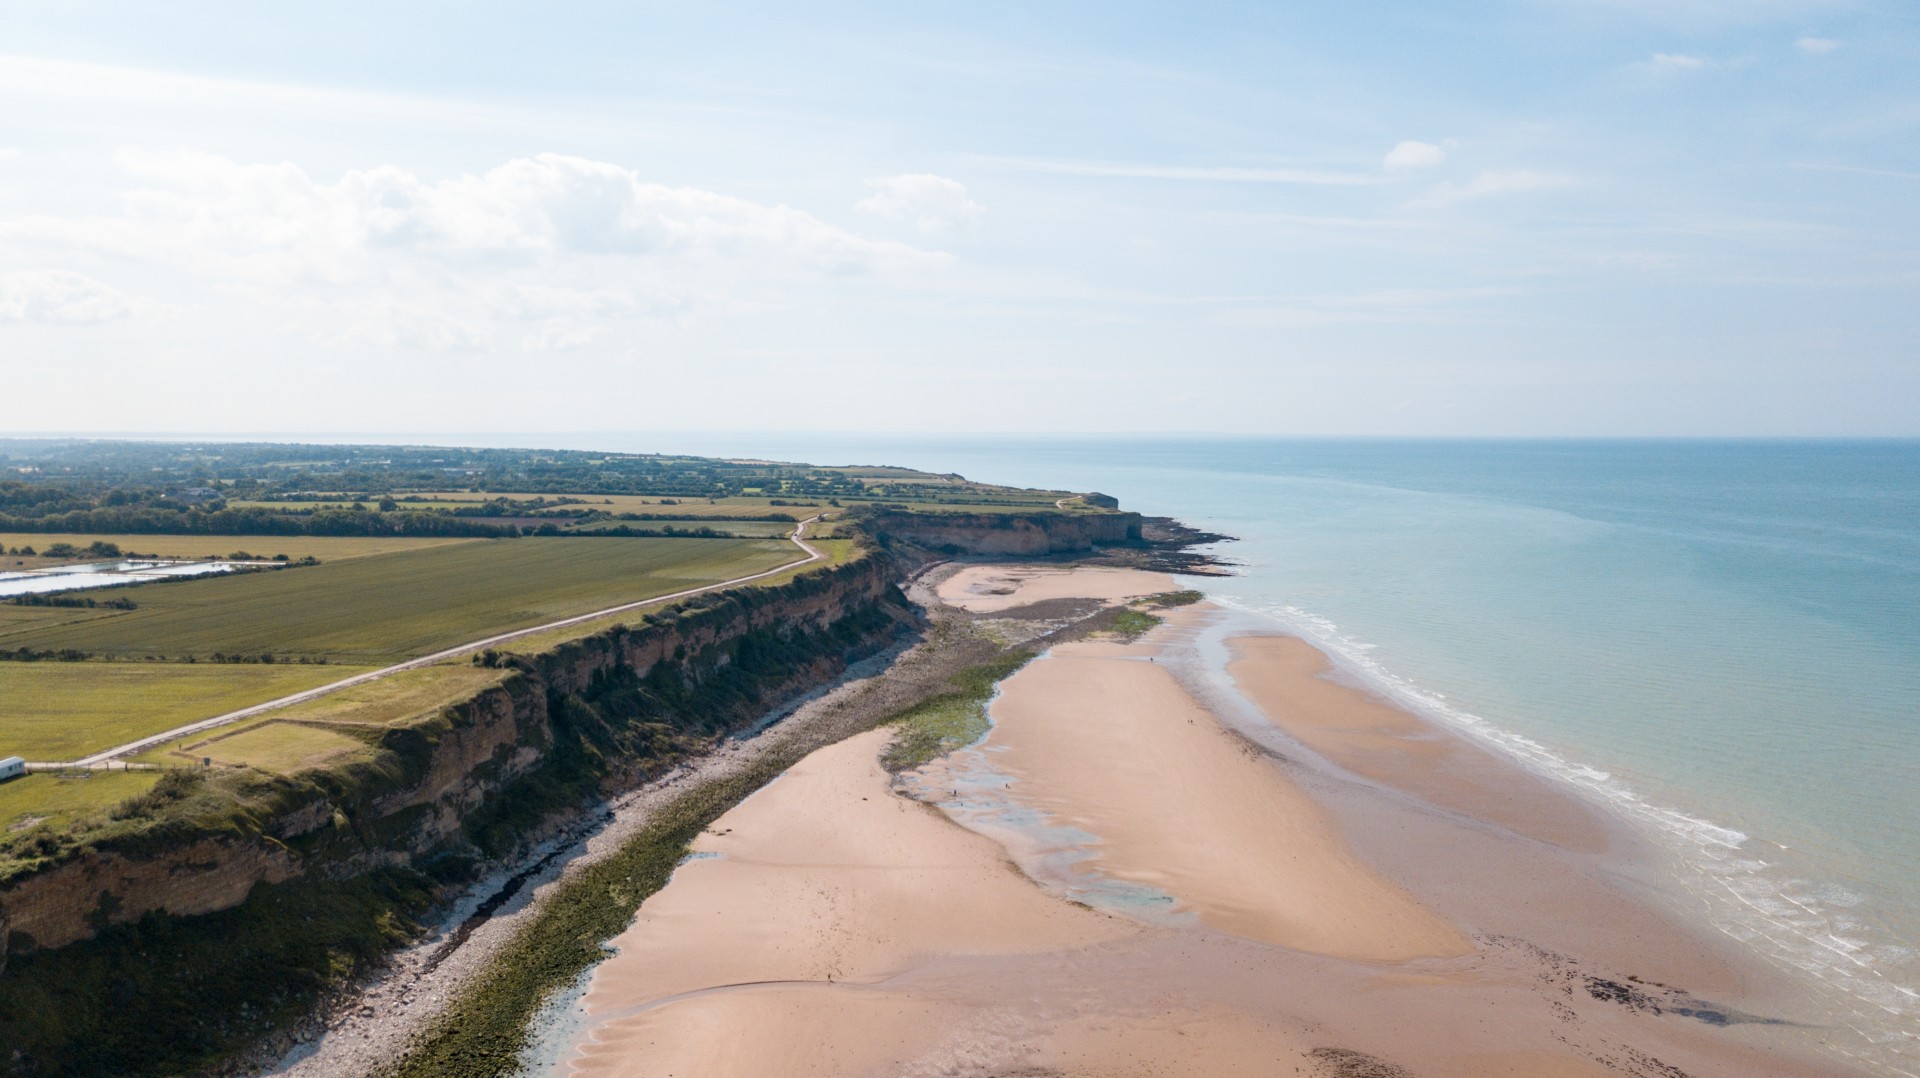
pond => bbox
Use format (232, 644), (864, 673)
(0, 559), (273, 599)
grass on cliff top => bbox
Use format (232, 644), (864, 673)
(189, 722), (376, 774)
(0, 662), (372, 761)
(0, 770), (160, 835)
(0, 768), (246, 884)
(488, 537), (862, 657)
(0, 536), (797, 665)
(128, 663), (511, 767)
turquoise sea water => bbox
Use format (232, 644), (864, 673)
(607, 434), (1917, 1074)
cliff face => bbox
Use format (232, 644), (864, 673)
(0, 552), (908, 958)
(0, 838), (298, 955)
(865, 511), (1142, 556)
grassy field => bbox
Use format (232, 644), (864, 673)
(570, 519), (796, 538)
(0, 537), (800, 666)
(0, 663), (371, 761)
(194, 722), (373, 773)
(131, 665), (511, 765)
(0, 771), (158, 832)
(229, 494), (821, 519)
(0, 533), (481, 564)
(493, 537), (860, 656)
(258, 664), (508, 727)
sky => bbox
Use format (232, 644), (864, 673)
(0, 0), (1915, 437)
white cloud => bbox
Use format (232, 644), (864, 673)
(1384, 140), (1447, 170)
(1647, 52), (1708, 69)
(856, 173), (985, 232)
(0, 152), (953, 352)
(0, 270), (138, 324)
(974, 156), (1380, 186)
(1791, 162), (1920, 181)
(1410, 170), (1576, 207)
(1795, 36), (1839, 52)
(82, 151), (945, 274)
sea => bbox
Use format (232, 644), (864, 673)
(633, 434), (1920, 1075)
(153, 432), (1920, 1073)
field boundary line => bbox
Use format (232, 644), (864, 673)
(60, 520), (825, 768)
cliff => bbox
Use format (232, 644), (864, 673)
(0, 549), (909, 972)
(863, 510), (1142, 556)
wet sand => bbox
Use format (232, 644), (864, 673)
(965, 628), (1469, 961)
(562, 566), (1861, 1078)
(936, 564), (1174, 613)
(1226, 633), (1614, 852)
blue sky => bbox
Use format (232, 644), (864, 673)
(1, 0), (1914, 435)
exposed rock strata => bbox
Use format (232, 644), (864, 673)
(0, 551), (906, 958)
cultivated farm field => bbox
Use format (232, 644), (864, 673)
(0, 533), (481, 564)
(0, 536), (801, 666)
(0, 662), (369, 761)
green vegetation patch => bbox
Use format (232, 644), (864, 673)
(1143, 589), (1206, 608)
(195, 722), (375, 774)
(0, 771), (159, 835)
(0, 867), (436, 1078)
(495, 538), (863, 657)
(0, 662), (369, 761)
(1108, 609), (1163, 642)
(0, 537), (798, 665)
(882, 651), (1036, 771)
(256, 664), (509, 727)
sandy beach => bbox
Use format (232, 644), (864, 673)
(560, 565), (1861, 1077)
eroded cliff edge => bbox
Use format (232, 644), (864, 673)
(0, 509), (1170, 1077)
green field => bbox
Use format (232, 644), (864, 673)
(0, 663), (371, 760)
(0, 771), (159, 832)
(0, 537), (800, 666)
(0, 533), (480, 564)
(193, 722), (373, 773)
(131, 664), (511, 766)
(495, 537), (861, 655)
(233, 493), (821, 519)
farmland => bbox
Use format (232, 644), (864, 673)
(1, 536), (800, 666)
(0, 663), (370, 760)
(235, 493), (821, 519)
(0, 533), (479, 564)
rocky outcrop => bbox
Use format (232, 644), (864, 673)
(865, 510), (1142, 556)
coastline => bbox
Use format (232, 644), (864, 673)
(551, 564), (1857, 1077)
